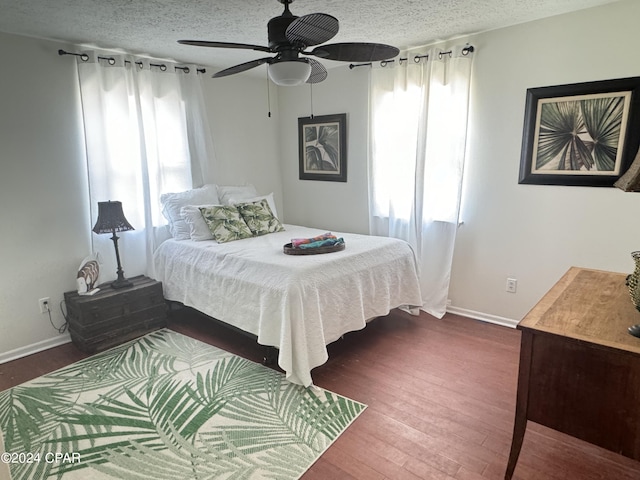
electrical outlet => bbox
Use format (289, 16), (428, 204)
(506, 278), (517, 293)
(38, 297), (50, 314)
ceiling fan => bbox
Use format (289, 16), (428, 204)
(178, 0), (400, 86)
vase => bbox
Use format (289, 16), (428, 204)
(626, 251), (640, 313)
(627, 252), (640, 338)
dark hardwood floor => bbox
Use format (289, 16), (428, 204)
(2, 308), (640, 479)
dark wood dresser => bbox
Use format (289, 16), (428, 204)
(505, 267), (640, 479)
(64, 275), (167, 353)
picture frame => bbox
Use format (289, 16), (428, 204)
(518, 77), (640, 187)
(298, 113), (347, 182)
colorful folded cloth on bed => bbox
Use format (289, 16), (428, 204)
(291, 232), (336, 248)
(298, 237), (345, 249)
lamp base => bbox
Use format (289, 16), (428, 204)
(110, 277), (133, 289)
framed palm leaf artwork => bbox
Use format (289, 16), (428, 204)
(519, 77), (640, 186)
(298, 113), (347, 182)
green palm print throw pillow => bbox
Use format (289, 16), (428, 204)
(199, 205), (254, 243)
(236, 199), (285, 236)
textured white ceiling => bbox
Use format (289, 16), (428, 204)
(0, 0), (621, 74)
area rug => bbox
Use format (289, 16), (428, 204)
(0, 329), (366, 480)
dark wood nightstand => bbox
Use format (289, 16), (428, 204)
(64, 275), (167, 353)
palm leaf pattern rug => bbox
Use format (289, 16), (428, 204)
(0, 329), (366, 480)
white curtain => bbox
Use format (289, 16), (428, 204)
(76, 52), (215, 280)
(368, 45), (474, 318)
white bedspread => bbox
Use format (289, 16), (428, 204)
(153, 225), (423, 386)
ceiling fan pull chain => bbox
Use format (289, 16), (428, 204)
(266, 70), (272, 118)
(309, 83), (314, 119)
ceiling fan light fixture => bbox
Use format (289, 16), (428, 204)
(268, 60), (311, 86)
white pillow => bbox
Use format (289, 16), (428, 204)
(217, 184), (259, 205)
(227, 192), (279, 219)
(180, 204), (218, 241)
(160, 184), (219, 240)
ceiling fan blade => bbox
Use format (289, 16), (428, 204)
(286, 13), (339, 47)
(212, 57), (273, 78)
(178, 40), (271, 53)
(307, 42), (399, 62)
(306, 59), (328, 84)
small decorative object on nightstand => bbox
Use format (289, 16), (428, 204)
(64, 276), (167, 353)
(92, 200), (134, 289)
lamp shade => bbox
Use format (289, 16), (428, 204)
(92, 200), (134, 289)
(268, 60), (312, 86)
(92, 201), (134, 234)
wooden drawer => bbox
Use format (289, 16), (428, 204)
(527, 332), (640, 459)
(64, 275), (167, 353)
(68, 311), (167, 353)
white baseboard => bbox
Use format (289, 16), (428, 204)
(0, 334), (71, 364)
(0, 307), (517, 364)
(446, 305), (519, 329)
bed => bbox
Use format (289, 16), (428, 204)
(153, 224), (423, 386)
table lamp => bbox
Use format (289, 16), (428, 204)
(92, 200), (134, 289)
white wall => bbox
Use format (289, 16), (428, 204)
(449, 0), (640, 322)
(0, 32), (90, 359)
(0, 32), (282, 359)
(201, 75), (284, 214)
(277, 66), (371, 234)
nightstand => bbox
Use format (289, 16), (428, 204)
(64, 275), (167, 353)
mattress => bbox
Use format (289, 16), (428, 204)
(153, 225), (423, 386)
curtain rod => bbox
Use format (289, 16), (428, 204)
(58, 49), (206, 74)
(349, 44), (474, 70)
